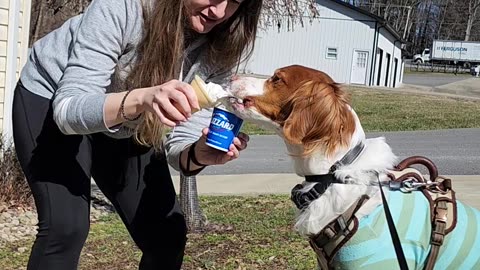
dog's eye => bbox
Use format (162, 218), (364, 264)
(271, 74), (281, 83)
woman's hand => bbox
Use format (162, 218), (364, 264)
(195, 128), (249, 165)
(180, 128), (249, 172)
(136, 80), (200, 127)
(104, 79), (200, 129)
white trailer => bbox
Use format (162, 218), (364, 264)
(413, 40), (480, 68)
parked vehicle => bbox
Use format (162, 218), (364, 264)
(413, 40), (480, 68)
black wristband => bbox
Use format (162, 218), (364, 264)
(179, 142), (206, 177)
(188, 142), (208, 167)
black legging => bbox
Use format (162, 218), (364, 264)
(12, 82), (187, 270)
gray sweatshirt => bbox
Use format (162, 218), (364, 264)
(20, 0), (231, 172)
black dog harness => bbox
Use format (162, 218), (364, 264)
(291, 142), (365, 210)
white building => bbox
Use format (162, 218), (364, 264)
(241, 0), (405, 88)
(0, 0), (31, 139)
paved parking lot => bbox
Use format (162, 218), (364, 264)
(403, 72), (473, 87)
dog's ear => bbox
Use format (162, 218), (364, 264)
(281, 81), (356, 157)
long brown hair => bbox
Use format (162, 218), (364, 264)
(129, 0), (263, 151)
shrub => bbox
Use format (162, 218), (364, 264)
(0, 140), (32, 210)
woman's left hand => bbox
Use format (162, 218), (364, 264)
(194, 128), (249, 165)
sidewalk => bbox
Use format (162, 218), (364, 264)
(172, 174), (480, 209)
(396, 76), (480, 100)
(434, 78), (480, 99)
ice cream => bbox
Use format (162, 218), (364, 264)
(190, 75), (231, 112)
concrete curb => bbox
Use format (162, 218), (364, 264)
(171, 174), (480, 209)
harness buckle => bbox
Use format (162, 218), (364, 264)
(306, 188), (321, 201)
(434, 202), (448, 224)
(435, 208), (448, 223)
(329, 164), (339, 174)
(389, 181), (402, 191)
(291, 184), (320, 210)
(398, 178), (429, 193)
(337, 216), (350, 236)
(291, 184), (305, 209)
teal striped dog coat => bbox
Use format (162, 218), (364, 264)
(332, 190), (480, 269)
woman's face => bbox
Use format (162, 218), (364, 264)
(186, 0), (244, 34)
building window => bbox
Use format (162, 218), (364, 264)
(326, 47), (338, 60)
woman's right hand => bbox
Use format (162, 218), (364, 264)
(135, 79), (200, 127)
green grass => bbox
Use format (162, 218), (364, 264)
(350, 88), (480, 132)
(242, 87), (480, 134)
(0, 195), (316, 270)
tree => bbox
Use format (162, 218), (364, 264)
(465, 0), (480, 41)
(261, 0), (319, 30)
(29, 0), (91, 46)
(353, 0), (480, 57)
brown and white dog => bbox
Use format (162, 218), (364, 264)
(226, 65), (480, 269)
(228, 65), (397, 235)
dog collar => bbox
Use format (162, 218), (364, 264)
(329, 142), (366, 173)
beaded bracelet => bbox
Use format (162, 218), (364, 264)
(120, 90), (141, 121)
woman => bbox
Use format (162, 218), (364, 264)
(12, 0), (262, 269)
